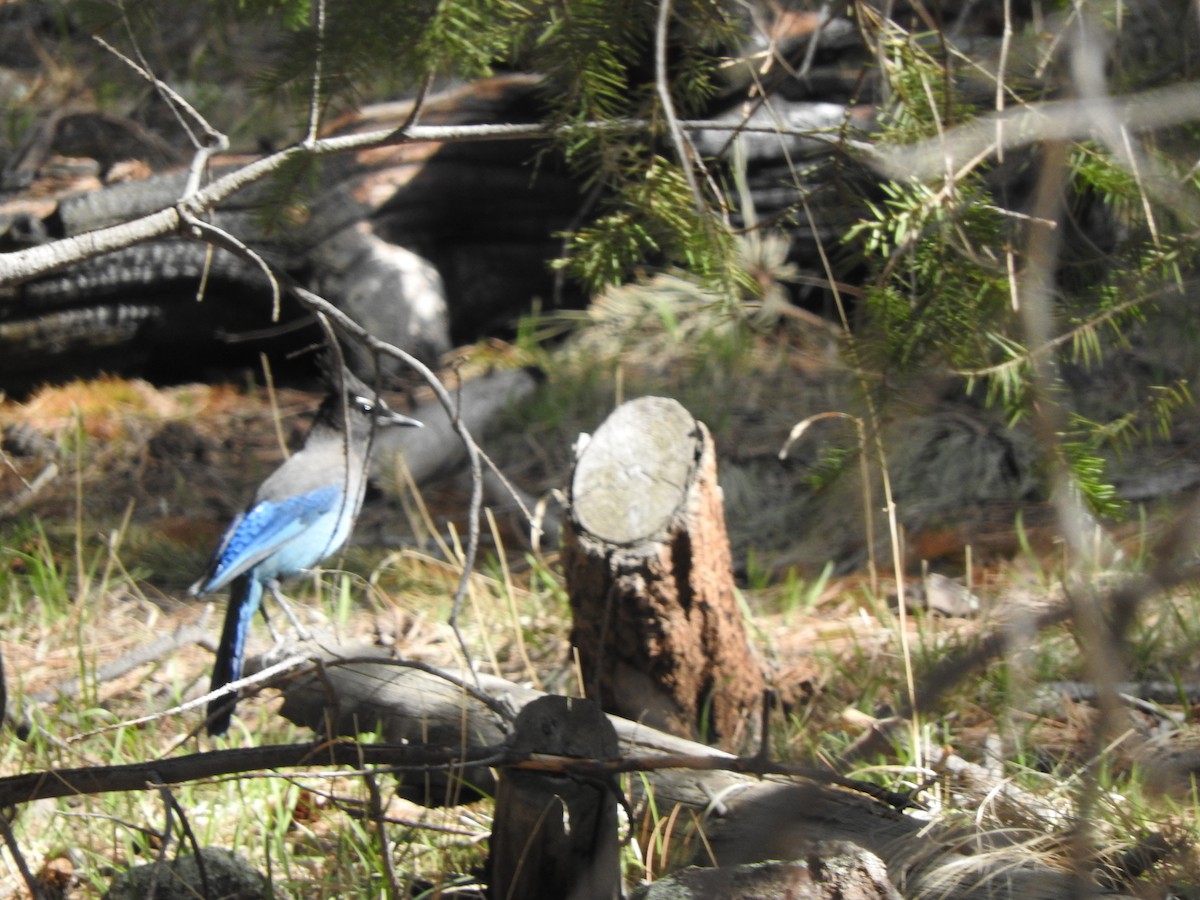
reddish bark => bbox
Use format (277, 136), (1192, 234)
(563, 396), (765, 750)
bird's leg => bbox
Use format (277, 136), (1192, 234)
(266, 580), (312, 642)
(259, 604), (282, 643)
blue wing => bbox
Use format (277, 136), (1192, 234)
(193, 485), (341, 595)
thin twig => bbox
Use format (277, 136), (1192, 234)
(182, 213), (283, 321)
(654, 0), (705, 215)
(97, 26), (224, 150)
(0, 461), (59, 520)
(797, 2), (833, 79)
(397, 71), (436, 134)
(0, 813), (43, 899)
(797, 193), (878, 592)
(67, 653), (311, 744)
(363, 767), (401, 900)
(92, 32), (228, 197)
(952, 289), (1163, 379)
(304, 0), (328, 146)
(995, 0), (1012, 165)
(144, 781), (213, 900)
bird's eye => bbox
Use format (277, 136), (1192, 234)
(353, 395), (375, 414)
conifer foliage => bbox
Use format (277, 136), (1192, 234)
(209, 0), (747, 295)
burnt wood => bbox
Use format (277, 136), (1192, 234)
(0, 62), (872, 393)
(0, 76), (582, 392)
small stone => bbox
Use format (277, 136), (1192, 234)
(104, 847), (270, 900)
(631, 843), (901, 900)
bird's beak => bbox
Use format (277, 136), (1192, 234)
(379, 407), (423, 428)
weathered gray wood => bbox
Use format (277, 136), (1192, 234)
(631, 846), (902, 900)
(271, 647), (1127, 899)
(571, 397), (699, 544)
(488, 696), (622, 900)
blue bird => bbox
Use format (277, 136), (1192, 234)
(192, 361), (421, 735)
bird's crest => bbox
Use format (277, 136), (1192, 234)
(316, 348), (422, 429)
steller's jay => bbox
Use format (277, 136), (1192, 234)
(192, 360), (421, 735)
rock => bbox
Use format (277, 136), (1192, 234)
(104, 847), (270, 900)
(631, 841), (901, 899)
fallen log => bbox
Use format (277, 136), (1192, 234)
(631, 847), (902, 900)
(0, 65), (870, 392)
(0, 76), (579, 391)
(272, 645), (1134, 899)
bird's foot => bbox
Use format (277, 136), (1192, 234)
(267, 582), (313, 643)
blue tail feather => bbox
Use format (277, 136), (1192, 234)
(207, 574), (264, 736)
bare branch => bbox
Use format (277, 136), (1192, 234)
(0, 741), (514, 807)
(655, 0), (706, 215)
(875, 81), (1200, 185)
(0, 114), (872, 289)
(92, 31), (229, 197)
(0, 122), (545, 288)
(304, 0), (328, 146)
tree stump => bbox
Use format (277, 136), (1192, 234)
(562, 396), (765, 750)
(487, 696), (622, 900)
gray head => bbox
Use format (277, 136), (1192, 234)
(314, 353), (423, 434)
